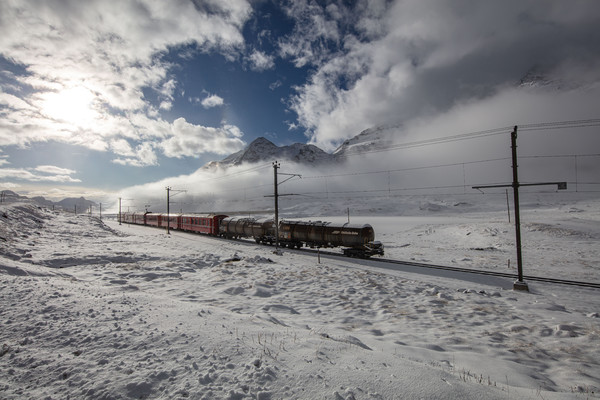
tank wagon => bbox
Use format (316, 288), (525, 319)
(279, 220), (384, 257)
(218, 217), (383, 257)
(219, 217), (276, 243)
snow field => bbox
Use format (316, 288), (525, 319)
(0, 202), (599, 399)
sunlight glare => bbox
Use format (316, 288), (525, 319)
(41, 86), (98, 127)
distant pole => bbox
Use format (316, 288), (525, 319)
(166, 186), (171, 235)
(119, 197), (122, 225)
(511, 126), (528, 291)
(74, 205), (77, 215)
(100, 203), (102, 220)
(505, 189), (510, 223)
(347, 207), (350, 224)
(574, 155), (578, 192)
(273, 162), (280, 250)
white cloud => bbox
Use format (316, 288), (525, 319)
(269, 80), (282, 90)
(161, 117), (245, 158)
(0, 0), (252, 157)
(112, 142), (158, 167)
(201, 94), (225, 109)
(34, 165), (77, 175)
(0, 167), (81, 183)
(247, 50), (275, 71)
(110, 139), (136, 157)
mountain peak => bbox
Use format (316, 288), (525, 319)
(249, 137), (276, 147)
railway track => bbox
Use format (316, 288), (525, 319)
(120, 224), (600, 290)
(311, 248), (600, 289)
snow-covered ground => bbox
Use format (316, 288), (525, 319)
(1, 199), (599, 399)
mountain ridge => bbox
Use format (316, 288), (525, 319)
(203, 137), (336, 169)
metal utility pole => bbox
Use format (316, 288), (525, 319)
(273, 162), (280, 250)
(166, 187), (170, 234)
(473, 125), (567, 292)
(166, 186), (186, 235)
(118, 198), (133, 225)
(510, 126), (526, 291)
(267, 161), (301, 252)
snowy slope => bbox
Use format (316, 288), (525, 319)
(333, 125), (398, 158)
(1, 201), (599, 399)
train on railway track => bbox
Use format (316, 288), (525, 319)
(120, 212), (384, 258)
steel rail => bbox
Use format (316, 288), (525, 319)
(311, 249), (600, 289)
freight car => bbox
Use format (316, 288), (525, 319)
(219, 217), (276, 243)
(279, 220), (384, 257)
(218, 217), (383, 257)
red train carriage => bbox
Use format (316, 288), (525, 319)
(120, 212), (133, 224)
(157, 214), (181, 230)
(145, 213), (160, 227)
(120, 212), (143, 225)
(180, 214), (228, 235)
(131, 212), (146, 225)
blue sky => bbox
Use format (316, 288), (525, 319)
(1, 0), (600, 205)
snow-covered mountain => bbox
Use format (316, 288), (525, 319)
(203, 127), (402, 170)
(518, 68), (562, 89)
(9, 193), (98, 212)
(333, 125), (399, 158)
(204, 137), (335, 169)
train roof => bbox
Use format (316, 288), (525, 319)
(179, 213), (228, 218)
(280, 220), (373, 229)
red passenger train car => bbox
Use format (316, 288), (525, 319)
(180, 214), (228, 235)
(125, 212), (227, 236)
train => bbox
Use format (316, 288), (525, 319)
(120, 212), (384, 258)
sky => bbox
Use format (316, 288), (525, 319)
(1, 0), (599, 209)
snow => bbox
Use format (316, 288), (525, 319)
(1, 199), (599, 399)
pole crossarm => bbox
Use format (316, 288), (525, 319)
(472, 182), (567, 190)
(264, 193), (301, 198)
(278, 173), (302, 185)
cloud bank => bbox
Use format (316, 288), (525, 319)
(278, 0), (600, 151)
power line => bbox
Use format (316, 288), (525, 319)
(519, 118), (600, 131)
(520, 153), (600, 159)
(337, 126), (512, 158)
(336, 118), (600, 159)
(303, 157), (510, 180)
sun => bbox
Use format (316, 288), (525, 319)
(40, 86), (98, 128)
